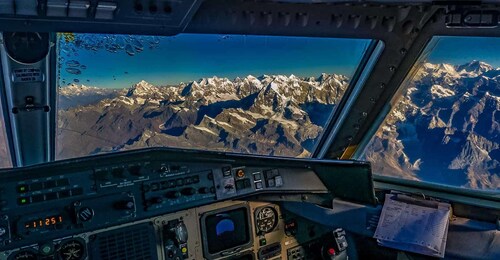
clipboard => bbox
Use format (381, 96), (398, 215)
(373, 193), (451, 258)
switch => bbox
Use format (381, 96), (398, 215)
(56, 178), (70, 187)
(30, 182), (43, 191)
(112, 168), (125, 178)
(255, 182), (263, 189)
(236, 180), (245, 190)
(181, 188), (196, 196)
(68, 0), (89, 18)
(31, 194), (44, 203)
(166, 191), (181, 199)
(253, 173), (262, 181)
(71, 187), (83, 196)
(58, 190), (71, 198)
(128, 165), (142, 176)
(267, 179), (275, 187)
(160, 181), (169, 190)
(45, 180), (57, 189)
(114, 200), (135, 210)
(275, 176), (283, 187)
(95, 1), (117, 19)
(15, 0), (37, 16)
(47, 0), (68, 17)
(150, 197), (164, 204)
(198, 187), (209, 194)
(184, 177), (193, 184)
(95, 170), (110, 181)
(150, 182), (160, 191)
(0, 1), (14, 14)
(222, 167), (232, 177)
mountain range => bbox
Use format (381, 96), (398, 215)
(57, 73), (349, 160)
(364, 60), (499, 190)
(55, 60), (499, 190)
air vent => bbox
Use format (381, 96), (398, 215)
(89, 223), (158, 260)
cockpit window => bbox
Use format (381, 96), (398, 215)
(55, 33), (370, 160)
(361, 36), (500, 190)
(0, 99), (12, 168)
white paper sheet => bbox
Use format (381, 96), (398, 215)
(374, 193), (451, 258)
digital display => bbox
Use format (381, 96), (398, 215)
(204, 207), (250, 254)
(24, 215), (63, 229)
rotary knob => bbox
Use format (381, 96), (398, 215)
(78, 207), (94, 222)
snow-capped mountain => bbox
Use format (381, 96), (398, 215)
(58, 84), (124, 109)
(56, 61), (499, 190)
(57, 73), (347, 160)
(364, 60), (499, 190)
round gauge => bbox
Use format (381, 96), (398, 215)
(9, 250), (38, 260)
(58, 239), (85, 260)
(255, 206), (278, 234)
(3, 32), (50, 64)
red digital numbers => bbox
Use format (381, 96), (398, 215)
(25, 215), (63, 229)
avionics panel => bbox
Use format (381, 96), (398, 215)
(0, 149), (372, 251)
(0, 200), (347, 260)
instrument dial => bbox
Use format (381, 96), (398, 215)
(255, 206), (278, 234)
(58, 239), (85, 260)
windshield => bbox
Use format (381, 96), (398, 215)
(56, 33), (370, 160)
(361, 36), (500, 190)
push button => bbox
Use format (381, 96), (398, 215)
(17, 184), (29, 193)
(30, 182), (43, 191)
(17, 197), (30, 205)
(45, 192), (58, 200)
(59, 190), (71, 198)
(45, 180), (57, 189)
(71, 187), (83, 196)
(31, 194), (44, 203)
(56, 178), (70, 187)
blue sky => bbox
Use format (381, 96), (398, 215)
(58, 34), (370, 89)
(426, 36), (500, 67)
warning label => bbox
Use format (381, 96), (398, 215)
(12, 68), (43, 83)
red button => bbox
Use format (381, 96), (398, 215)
(328, 248), (336, 256)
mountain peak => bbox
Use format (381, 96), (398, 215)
(127, 80), (157, 97)
(456, 60), (494, 74)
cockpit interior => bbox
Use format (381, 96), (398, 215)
(0, 0), (498, 259)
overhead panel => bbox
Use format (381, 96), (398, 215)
(0, 0), (204, 35)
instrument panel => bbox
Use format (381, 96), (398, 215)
(2, 200), (347, 260)
(0, 149), (363, 259)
